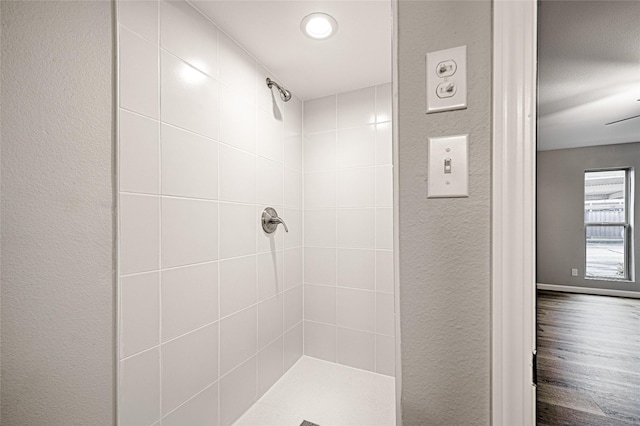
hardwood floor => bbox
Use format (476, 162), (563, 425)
(536, 290), (640, 425)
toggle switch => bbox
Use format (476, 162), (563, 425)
(444, 158), (452, 174)
(436, 82), (457, 98)
(436, 60), (457, 77)
(427, 135), (468, 198)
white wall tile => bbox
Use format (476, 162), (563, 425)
(283, 285), (302, 331)
(119, 0), (158, 43)
(162, 323), (218, 415)
(161, 124), (218, 199)
(304, 210), (336, 247)
(284, 96), (303, 170)
(337, 167), (375, 208)
(337, 249), (375, 290)
(375, 250), (394, 293)
(337, 327), (375, 372)
(283, 208), (302, 249)
(375, 334), (395, 376)
(375, 122), (392, 166)
(376, 208), (393, 250)
(376, 166), (393, 207)
(304, 171), (336, 209)
(376, 292), (395, 336)
(304, 131), (336, 172)
(304, 247), (336, 285)
(304, 284), (336, 325)
(375, 83), (392, 124)
(337, 125), (376, 168)
(284, 134), (303, 172)
(219, 203), (256, 259)
(218, 33), (256, 103)
(119, 110), (159, 194)
(120, 194), (159, 274)
(220, 306), (257, 375)
(162, 262), (218, 341)
(285, 94), (302, 138)
(161, 197), (218, 268)
(257, 294), (283, 349)
(162, 384), (218, 426)
(120, 272), (159, 359)
(218, 145), (256, 203)
(219, 357), (257, 426)
(219, 255), (257, 318)
(219, 86), (256, 153)
(336, 288), (375, 332)
(283, 248), (302, 290)
(337, 86), (376, 129)
(303, 95), (336, 134)
(284, 322), (303, 372)
(119, 348), (160, 426)
(160, 0), (218, 77)
(337, 208), (375, 249)
(257, 251), (284, 301)
(257, 337), (284, 397)
(283, 169), (302, 209)
(120, 27), (158, 119)
(256, 157), (283, 206)
(160, 51), (219, 140)
(256, 108), (284, 164)
(303, 321), (336, 362)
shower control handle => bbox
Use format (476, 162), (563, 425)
(261, 207), (289, 234)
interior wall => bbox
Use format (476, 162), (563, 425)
(302, 84), (395, 376)
(0, 1), (114, 424)
(537, 142), (640, 293)
(397, 0), (492, 424)
(116, 1), (303, 425)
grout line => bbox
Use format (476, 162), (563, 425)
(156, 5), (163, 421)
(334, 94), (339, 363)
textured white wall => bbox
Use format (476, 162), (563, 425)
(398, 1), (492, 424)
(0, 1), (115, 424)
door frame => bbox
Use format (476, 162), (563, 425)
(491, 1), (537, 425)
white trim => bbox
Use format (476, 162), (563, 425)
(491, 1), (537, 425)
(391, 0), (402, 424)
(537, 283), (640, 299)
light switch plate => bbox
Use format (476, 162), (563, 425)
(426, 46), (467, 113)
(427, 135), (469, 198)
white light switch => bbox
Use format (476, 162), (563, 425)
(427, 135), (468, 198)
(426, 46), (467, 113)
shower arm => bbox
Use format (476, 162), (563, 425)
(266, 77), (292, 102)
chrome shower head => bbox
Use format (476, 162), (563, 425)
(266, 77), (292, 102)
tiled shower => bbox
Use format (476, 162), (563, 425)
(117, 1), (394, 425)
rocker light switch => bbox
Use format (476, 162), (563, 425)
(428, 135), (469, 198)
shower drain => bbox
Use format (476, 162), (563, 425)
(299, 421), (320, 426)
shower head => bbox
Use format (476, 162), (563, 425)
(266, 77), (292, 102)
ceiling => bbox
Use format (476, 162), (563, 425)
(537, 1), (640, 151)
(191, 0), (392, 101)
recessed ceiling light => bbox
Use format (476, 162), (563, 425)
(301, 13), (338, 40)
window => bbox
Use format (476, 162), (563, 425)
(584, 169), (633, 280)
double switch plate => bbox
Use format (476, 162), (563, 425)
(426, 45), (467, 113)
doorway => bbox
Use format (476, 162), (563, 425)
(535, 1), (640, 424)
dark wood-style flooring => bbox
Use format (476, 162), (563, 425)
(537, 290), (640, 425)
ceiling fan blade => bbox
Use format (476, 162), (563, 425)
(605, 114), (640, 126)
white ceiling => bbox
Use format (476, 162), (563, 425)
(191, 0), (392, 101)
(537, 1), (640, 151)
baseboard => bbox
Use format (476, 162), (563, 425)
(537, 283), (640, 299)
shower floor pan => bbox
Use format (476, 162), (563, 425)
(233, 356), (395, 426)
